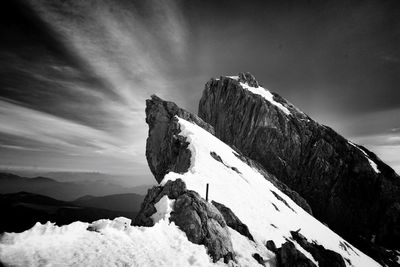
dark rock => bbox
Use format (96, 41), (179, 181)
(377, 202), (400, 248)
(271, 202), (280, 212)
(198, 73), (400, 253)
(211, 200), (254, 241)
(252, 253), (265, 265)
(210, 151), (241, 174)
(266, 240), (278, 253)
(290, 230), (346, 267)
(134, 179), (234, 263)
(134, 179), (187, 227)
(238, 72), (259, 87)
(276, 241), (317, 267)
(146, 95), (214, 183)
(355, 235), (400, 267)
(271, 190), (296, 213)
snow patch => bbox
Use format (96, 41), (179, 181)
(228, 227), (275, 267)
(151, 195), (175, 223)
(348, 141), (380, 173)
(0, 217), (221, 267)
(227, 75), (239, 80)
(89, 217), (131, 232)
(239, 82), (291, 115)
(160, 117), (379, 267)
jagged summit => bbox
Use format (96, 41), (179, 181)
(199, 73), (400, 266)
(237, 72), (260, 88)
(140, 94), (379, 265)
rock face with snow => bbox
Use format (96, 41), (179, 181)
(143, 94), (380, 266)
(198, 73), (400, 255)
(146, 94), (312, 214)
(135, 179), (234, 263)
(211, 200), (254, 242)
(146, 95), (215, 183)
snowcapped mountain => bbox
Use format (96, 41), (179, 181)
(198, 73), (400, 265)
(0, 74), (398, 266)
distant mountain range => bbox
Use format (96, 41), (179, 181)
(0, 191), (139, 233)
(73, 193), (144, 213)
(0, 172), (150, 201)
(0, 172), (146, 233)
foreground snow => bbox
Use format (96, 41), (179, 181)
(0, 217), (222, 267)
(162, 117), (380, 267)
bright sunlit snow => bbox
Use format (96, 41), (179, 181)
(238, 82), (291, 115)
(161, 117), (379, 267)
(151, 195), (175, 223)
(0, 217), (222, 267)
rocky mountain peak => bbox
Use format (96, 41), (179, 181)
(237, 72), (259, 87)
(145, 95), (214, 183)
(199, 73), (400, 266)
(140, 94), (373, 266)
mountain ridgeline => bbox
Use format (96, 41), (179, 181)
(198, 73), (400, 263)
(139, 82), (400, 265)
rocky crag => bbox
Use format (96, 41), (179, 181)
(138, 94), (380, 266)
(140, 95), (316, 263)
(198, 72), (400, 266)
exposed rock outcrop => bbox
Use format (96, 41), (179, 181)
(146, 95), (214, 183)
(146, 94), (312, 214)
(134, 179), (234, 263)
(198, 73), (400, 255)
(290, 230), (346, 267)
(275, 241), (317, 267)
(211, 200), (254, 241)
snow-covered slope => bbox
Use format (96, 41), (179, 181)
(158, 116), (379, 267)
(198, 73), (400, 266)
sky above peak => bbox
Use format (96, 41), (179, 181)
(1, 0), (399, 183)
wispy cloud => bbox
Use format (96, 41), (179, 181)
(0, 99), (140, 161)
(0, 0), (190, 175)
(29, 0), (188, 105)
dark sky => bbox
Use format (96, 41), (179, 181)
(1, 0), (399, 182)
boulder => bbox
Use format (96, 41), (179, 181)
(134, 179), (234, 263)
(212, 200), (254, 241)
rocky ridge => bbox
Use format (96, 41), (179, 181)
(140, 94), (378, 266)
(198, 72), (400, 266)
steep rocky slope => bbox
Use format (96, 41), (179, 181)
(198, 73), (400, 264)
(140, 95), (379, 266)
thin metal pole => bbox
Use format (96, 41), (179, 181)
(206, 183), (209, 201)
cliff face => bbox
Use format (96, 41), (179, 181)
(141, 94), (380, 266)
(145, 95), (214, 183)
(198, 73), (400, 252)
(145, 94), (311, 213)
